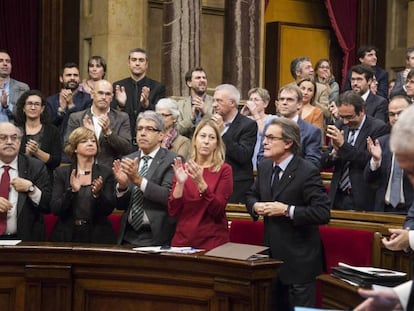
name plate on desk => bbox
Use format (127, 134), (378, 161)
(204, 242), (268, 260)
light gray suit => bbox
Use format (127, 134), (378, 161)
(1, 78), (29, 121)
(176, 95), (213, 138)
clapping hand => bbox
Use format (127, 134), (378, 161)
(91, 176), (103, 197)
(172, 157), (188, 184)
(112, 159), (129, 190)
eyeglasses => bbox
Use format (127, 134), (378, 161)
(96, 91), (113, 97)
(25, 102), (42, 107)
(263, 135), (284, 143)
(278, 97), (297, 103)
(0, 134), (21, 143)
(339, 113), (357, 120)
(157, 113), (172, 118)
(136, 126), (160, 133)
(388, 111), (404, 118)
(318, 66), (330, 70)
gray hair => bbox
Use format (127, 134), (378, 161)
(156, 98), (179, 120)
(290, 57), (311, 79)
(136, 110), (165, 132)
(215, 84), (240, 105)
(390, 104), (414, 154)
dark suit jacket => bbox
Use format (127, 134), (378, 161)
(46, 92), (91, 138)
(321, 115), (390, 211)
(49, 164), (116, 243)
(363, 134), (414, 212)
(65, 108), (132, 168)
(15, 155), (52, 241)
(222, 113), (257, 203)
(116, 148), (177, 246)
(390, 71), (407, 98)
(246, 155), (331, 284)
(344, 66), (389, 99)
(257, 117), (322, 169)
(112, 76), (166, 139)
(365, 92), (389, 123)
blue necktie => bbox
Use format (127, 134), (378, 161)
(389, 155), (403, 208)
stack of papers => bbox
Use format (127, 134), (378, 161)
(133, 246), (202, 254)
(331, 262), (407, 287)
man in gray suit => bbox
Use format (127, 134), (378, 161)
(0, 50), (29, 122)
(114, 111), (177, 246)
(65, 80), (132, 168)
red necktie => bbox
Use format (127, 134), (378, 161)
(0, 166), (10, 235)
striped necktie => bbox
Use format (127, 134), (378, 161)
(130, 156), (151, 231)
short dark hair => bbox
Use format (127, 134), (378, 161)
(184, 67), (206, 83)
(350, 64), (374, 81)
(290, 57), (311, 79)
(406, 46), (414, 59)
(128, 48), (147, 61)
(337, 90), (365, 114)
(407, 69), (414, 81)
(357, 45), (378, 60)
(60, 62), (79, 76)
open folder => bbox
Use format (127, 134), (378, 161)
(204, 242), (269, 260)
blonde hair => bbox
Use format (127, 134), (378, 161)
(64, 127), (99, 161)
(190, 120), (225, 172)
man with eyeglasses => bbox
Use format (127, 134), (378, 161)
(322, 91), (389, 211)
(350, 64), (388, 123)
(344, 45), (389, 99)
(114, 111), (176, 246)
(257, 85), (322, 169)
(246, 117), (330, 311)
(363, 95), (413, 213)
(0, 122), (51, 241)
(65, 80), (132, 168)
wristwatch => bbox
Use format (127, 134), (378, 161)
(27, 184), (35, 193)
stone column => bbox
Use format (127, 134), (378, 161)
(163, 0), (201, 96)
(222, 0), (262, 98)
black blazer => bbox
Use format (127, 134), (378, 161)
(112, 76), (166, 138)
(116, 148), (177, 246)
(321, 115), (390, 211)
(19, 123), (62, 180)
(16, 155), (52, 241)
(49, 164), (116, 243)
(365, 92), (388, 123)
(364, 134), (414, 212)
(246, 155), (331, 284)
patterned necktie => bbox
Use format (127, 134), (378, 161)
(271, 165), (281, 196)
(130, 156), (151, 231)
(339, 130), (356, 192)
(0, 166), (10, 235)
(389, 155), (403, 208)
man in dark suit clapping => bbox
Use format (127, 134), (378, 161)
(211, 84), (257, 204)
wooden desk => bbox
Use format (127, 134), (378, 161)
(0, 243), (281, 311)
(318, 274), (364, 309)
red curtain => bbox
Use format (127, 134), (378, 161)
(325, 0), (358, 90)
(0, 0), (40, 89)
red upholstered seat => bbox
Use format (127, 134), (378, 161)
(108, 213), (122, 236)
(44, 214), (58, 240)
(319, 225), (374, 273)
(228, 219), (264, 246)
(316, 225), (374, 307)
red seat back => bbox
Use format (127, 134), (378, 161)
(229, 220), (264, 246)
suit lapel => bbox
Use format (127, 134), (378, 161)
(146, 148), (164, 180)
(272, 156), (297, 199)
